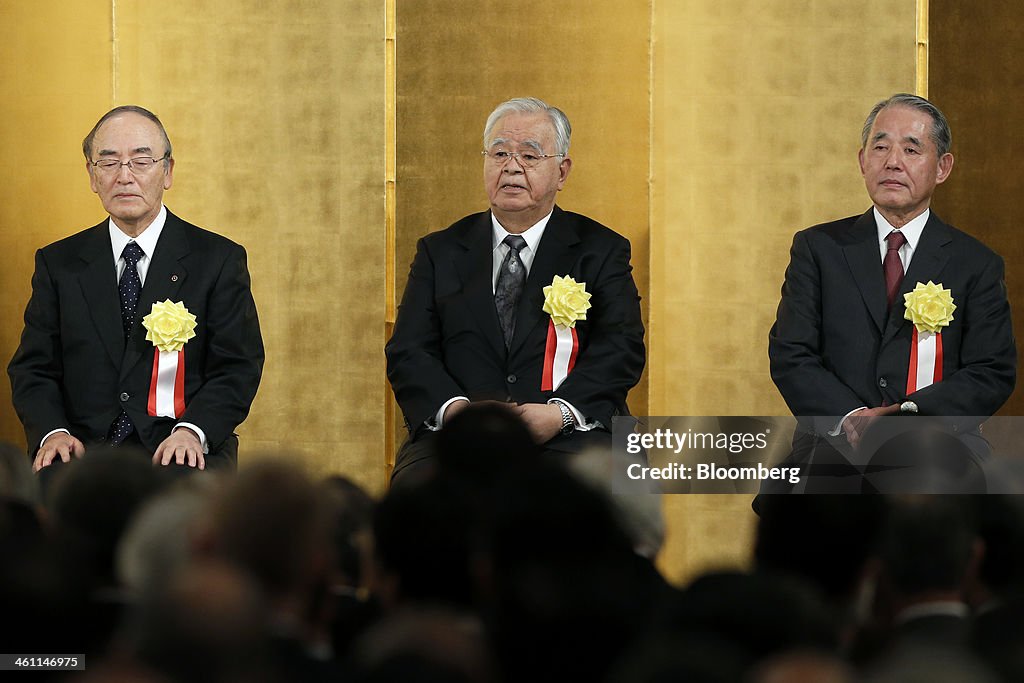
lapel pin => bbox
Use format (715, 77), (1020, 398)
(171, 275), (179, 282)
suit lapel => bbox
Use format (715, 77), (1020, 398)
(509, 207), (580, 355)
(77, 222), (125, 367)
(121, 212), (190, 379)
(882, 213), (952, 344)
(453, 212), (507, 360)
(842, 210), (888, 334)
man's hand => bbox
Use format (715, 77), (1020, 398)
(516, 403), (565, 444)
(153, 427), (205, 470)
(34, 432), (86, 472)
(842, 404), (901, 448)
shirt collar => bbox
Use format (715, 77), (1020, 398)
(490, 210), (553, 254)
(873, 206), (929, 251)
(109, 205), (167, 262)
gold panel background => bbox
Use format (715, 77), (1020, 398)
(0, 1), (387, 493)
(650, 0), (918, 583)
(1, 1), (927, 584)
(0, 1), (113, 446)
(930, 0), (1024, 415)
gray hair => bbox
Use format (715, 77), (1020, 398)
(483, 97), (571, 156)
(861, 93), (952, 157)
(83, 105), (173, 163)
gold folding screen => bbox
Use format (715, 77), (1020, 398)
(0, 2), (113, 445)
(649, 1), (918, 581)
(0, 1), (925, 581)
(930, 0), (1024, 416)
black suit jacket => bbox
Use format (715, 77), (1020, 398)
(386, 206), (645, 440)
(8, 210), (265, 454)
(769, 209), (1015, 439)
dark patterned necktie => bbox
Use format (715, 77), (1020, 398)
(109, 241), (144, 445)
(494, 234), (528, 349)
(884, 230), (907, 308)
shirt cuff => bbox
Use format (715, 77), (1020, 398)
(829, 407), (867, 437)
(40, 428), (71, 449)
(174, 422), (209, 454)
(547, 398), (598, 432)
(427, 397), (470, 431)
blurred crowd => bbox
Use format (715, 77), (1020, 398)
(2, 402), (1023, 682)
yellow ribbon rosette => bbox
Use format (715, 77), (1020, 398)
(903, 281), (955, 334)
(542, 275), (592, 328)
(142, 300), (198, 352)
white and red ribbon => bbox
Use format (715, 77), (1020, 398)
(147, 349), (186, 418)
(906, 328), (943, 394)
(541, 320), (579, 391)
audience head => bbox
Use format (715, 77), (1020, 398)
(967, 494), (1024, 605)
(124, 558), (273, 683)
(116, 475), (221, 597)
(434, 401), (539, 487)
(878, 495), (979, 600)
(860, 423), (987, 494)
(48, 446), (169, 590)
(566, 446), (665, 559)
(0, 440), (41, 507)
(319, 475), (375, 590)
(755, 495), (888, 603)
(661, 570), (840, 667)
(371, 475), (477, 611)
(351, 608), (495, 683)
(476, 462), (659, 683)
(195, 458), (332, 611)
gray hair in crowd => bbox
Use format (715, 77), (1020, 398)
(861, 93), (952, 157)
(117, 476), (222, 597)
(484, 97), (572, 156)
(566, 447), (665, 560)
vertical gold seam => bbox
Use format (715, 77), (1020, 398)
(385, 0), (397, 320)
(111, 0), (119, 102)
(384, 0), (398, 486)
(647, 0), (655, 414)
(916, 0), (929, 97)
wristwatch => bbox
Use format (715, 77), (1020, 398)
(900, 401), (919, 414)
(556, 401), (576, 435)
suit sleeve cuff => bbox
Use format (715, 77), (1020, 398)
(829, 407), (867, 436)
(428, 397), (470, 431)
(40, 428), (70, 449)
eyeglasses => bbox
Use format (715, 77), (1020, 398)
(90, 154), (169, 174)
(482, 149), (565, 169)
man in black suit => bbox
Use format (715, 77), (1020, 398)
(8, 105), (264, 474)
(385, 97), (645, 484)
(769, 94), (1015, 486)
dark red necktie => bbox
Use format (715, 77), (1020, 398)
(884, 230), (907, 308)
